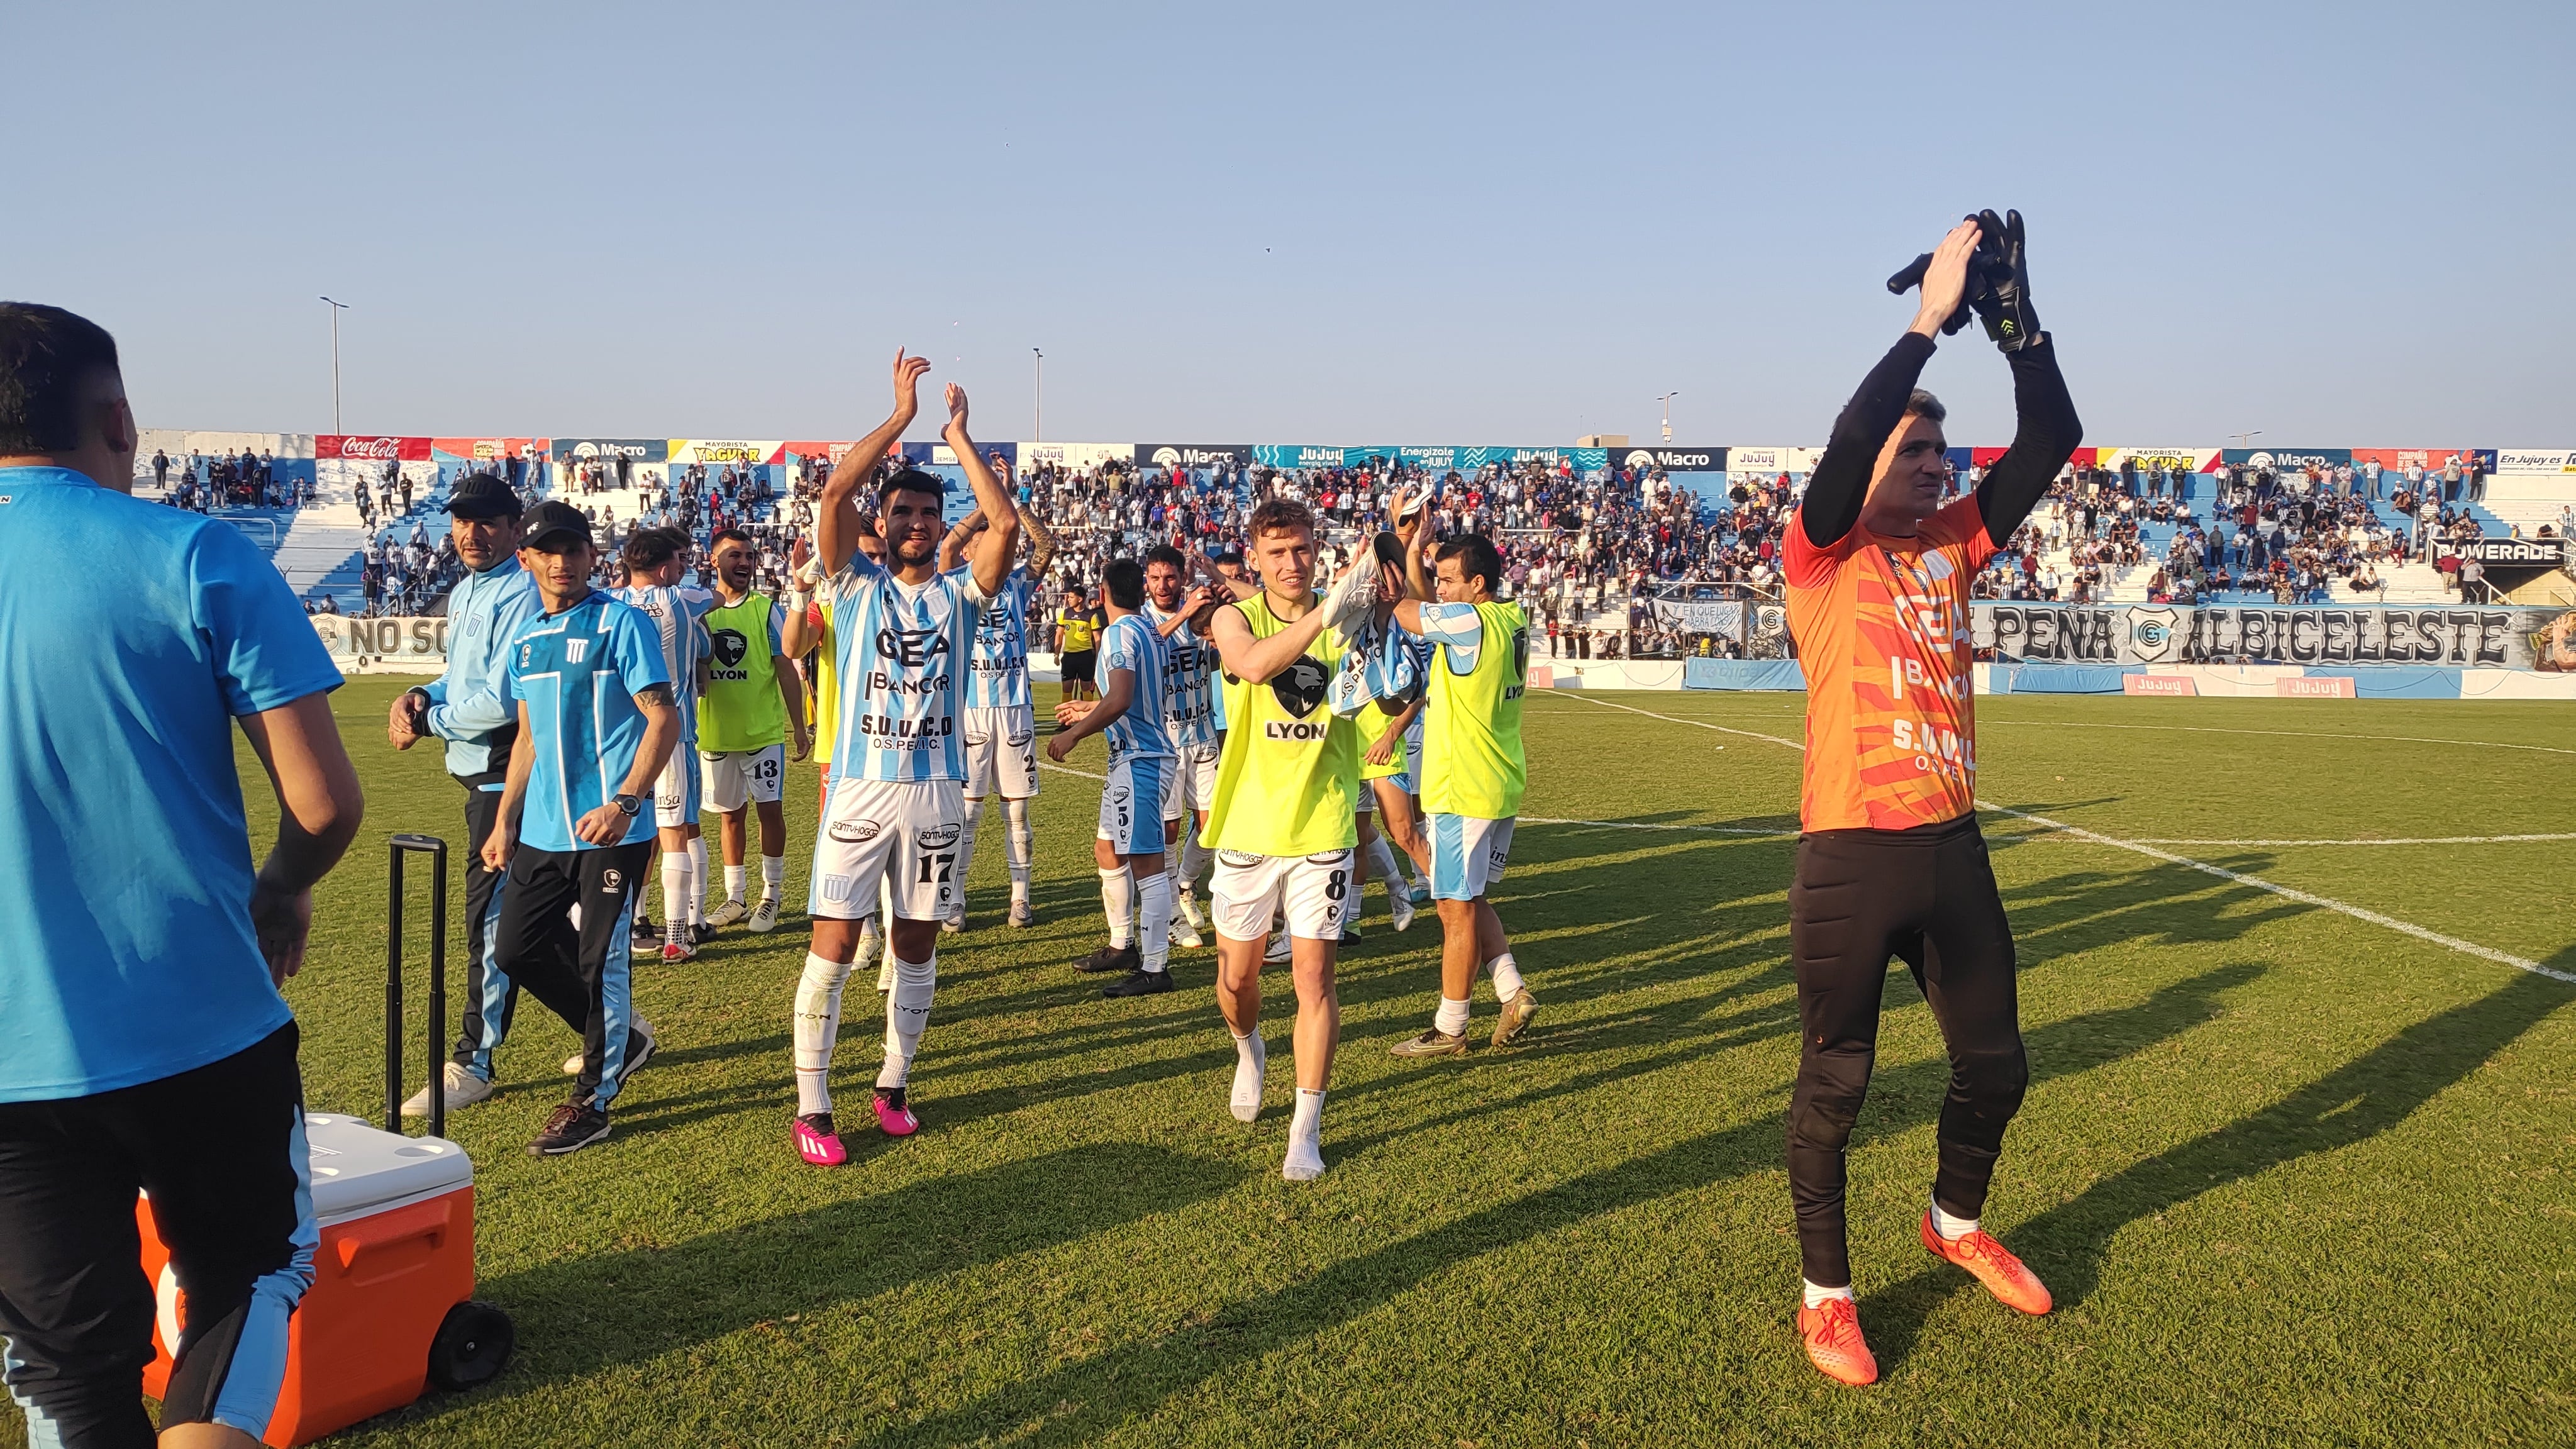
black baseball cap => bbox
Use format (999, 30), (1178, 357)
(445, 472), (523, 519)
(521, 500), (593, 552)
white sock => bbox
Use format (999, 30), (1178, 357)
(1230, 1030), (1266, 1122)
(1283, 1087), (1326, 1181)
(793, 950), (855, 1114)
(1179, 823), (1211, 894)
(1433, 996), (1471, 1036)
(1930, 1197), (1979, 1241)
(958, 796), (986, 904)
(1803, 1279), (1855, 1309)
(1136, 869), (1173, 972)
(1486, 952), (1526, 1001)
(1004, 797), (1034, 902)
(724, 863), (747, 904)
(760, 855), (784, 901)
(1100, 865), (1136, 948)
(686, 839), (708, 924)
(661, 853), (688, 934)
(878, 954), (936, 1089)
(1365, 837), (1402, 897)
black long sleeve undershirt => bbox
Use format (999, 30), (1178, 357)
(1797, 331), (2082, 552)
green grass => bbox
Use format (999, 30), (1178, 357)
(16, 682), (2575, 1446)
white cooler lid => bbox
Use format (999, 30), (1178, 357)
(301, 1113), (474, 1222)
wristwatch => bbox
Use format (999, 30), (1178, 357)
(613, 793), (642, 817)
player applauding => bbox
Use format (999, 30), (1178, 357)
(787, 353), (1019, 1167)
(1781, 212), (2081, 1386)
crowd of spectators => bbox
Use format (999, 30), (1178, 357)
(148, 447), (311, 511)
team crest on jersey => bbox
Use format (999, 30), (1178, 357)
(1271, 658), (1330, 718)
(711, 628), (749, 669)
(828, 819), (885, 843)
(916, 823), (962, 849)
(601, 869), (623, 892)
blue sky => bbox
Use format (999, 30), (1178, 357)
(6, 2), (2568, 447)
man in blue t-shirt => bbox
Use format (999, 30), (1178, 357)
(0, 304), (365, 1448)
(484, 500), (681, 1157)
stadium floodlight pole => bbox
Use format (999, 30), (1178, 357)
(1658, 391), (1679, 444)
(320, 296), (352, 434)
(1032, 347), (1044, 441)
(2229, 430), (2263, 448)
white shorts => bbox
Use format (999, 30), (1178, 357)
(962, 704), (1041, 800)
(809, 776), (967, 922)
(701, 743), (786, 813)
(1427, 814), (1515, 902)
(1211, 848), (1354, 943)
(1162, 740), (1221, 822)
(1096, 755), (1169, 857)
(653, 747), (701, 828)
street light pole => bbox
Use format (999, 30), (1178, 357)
(2229, 430), (2263, 449)
(1657, 391), (1679, 444)
(319, 296), (351, 434)
(1032, 348), (1043, 442)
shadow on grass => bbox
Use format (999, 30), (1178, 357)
(843, 962), (2267, 1447)
(394, 1141), (1246, 1427)
(1860, 962), (2576, 1369)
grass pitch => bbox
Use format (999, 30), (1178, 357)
(14, 681), (2573, 1446)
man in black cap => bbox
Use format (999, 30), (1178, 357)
(391, 473), (620, 1115)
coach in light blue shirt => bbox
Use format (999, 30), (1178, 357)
(0, 302), (364, 1446)
(386, 471), (560, 1121)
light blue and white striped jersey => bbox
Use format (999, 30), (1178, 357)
(1143, 602), (1221, 749)
(1098, 612), (1175, 762)
(1330, 616), (1431, 718)
(821, 558), (991, 783)
(502, 591), (670, 853)
(614, 584), (715, 745)
(963, 567), (1036, 709)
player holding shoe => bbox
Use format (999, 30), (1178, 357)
(1048, 558), (1179, 997)
(1782, 211), (2080, 1386)
(940, 497), (1055, 931)
(1384, 519), (1538, 1059)
(787, 353), (1019, 1167)
(614, 527), (716, 960)
(1201, 498), (1372, 1181)
(697, 527), (808, 933)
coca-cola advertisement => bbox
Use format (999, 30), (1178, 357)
(317, 435), (433, 462)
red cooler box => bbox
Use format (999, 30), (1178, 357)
(137, 1113), (510, 1446)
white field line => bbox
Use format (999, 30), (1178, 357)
(1531, 692), (2576, 984)
(1980, 719), (2576, 757)
(2032, 833), (2576, 847)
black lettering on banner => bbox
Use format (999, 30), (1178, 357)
(2477, 612), (2510, 665)
(2026, 611), (2059, 660)
(1992, 608), (2025, 660)
(2287, 611), (2319, 662)
(2320, 611), (2351, 661)
(2448, 612), (2477, 660)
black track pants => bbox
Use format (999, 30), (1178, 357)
(1786, 816), (2028, 1289)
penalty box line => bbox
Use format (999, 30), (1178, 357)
(1531, 692), (2576, 985)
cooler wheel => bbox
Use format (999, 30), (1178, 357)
(426, 1300), (514, 1391)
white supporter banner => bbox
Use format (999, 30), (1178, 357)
(2493, 449), (2575, 473)
(312, 614), (452, 673)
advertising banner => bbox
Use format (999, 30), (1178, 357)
(1135, 443), (1252, 469)
(548, 438), (667, 464)
(1397, 445), (1462, 472)
(1652, 599), (1745, 634)
(780, 439), (861, 467)
(1727, 446), (1811, 475)
(2350, 447), (2473, 472)
(1612, 445), (1726, 474)
(924, 441), (1016, 469)
(313, 614), (452, 665)
(317, 436), (433, 463)
(1253, 445), (1352, 470)
(1335, 447), (1399, 468)
(667, 440), (786, 466)
(429, 438), (545, 464)
(2494, 449), (2576, 473)
(1973, 602), (2576, 670)
(2220, 448), (2351, 471)
(2457, 538), (2568, 567)
(1021, 441), (1131, 472)
(2097, 447), (2218, 473)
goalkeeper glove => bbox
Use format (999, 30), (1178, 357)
(1969, 208), (2043, 352)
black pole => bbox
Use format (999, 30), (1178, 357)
(385, 839), (406, 1131)
(427, 838), (449, 1141)
(389, 834), (449, 1136)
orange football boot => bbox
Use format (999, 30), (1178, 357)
(1797, 1296), (1879, 1386)
(1919, 1212), (2053, 1315)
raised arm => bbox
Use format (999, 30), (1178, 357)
(945, 385), (1020, 596)
(1209, 594), (1334, 685)
(819, 351), (928, 574)
(940, 508), (984, 574)
(1965, 211), (2082, 543)
(1019, 502), (1057, 581)
(1189, 547), (1259, 601)
(1799, 219), (1979, 550)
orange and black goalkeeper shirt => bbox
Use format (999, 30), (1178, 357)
(1785, 493), (1995, 832)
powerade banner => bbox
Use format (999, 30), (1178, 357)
(1135, 444), (1252, 469)
(2457, 538), (2568, 567)
(1612, 446), (1725, 474)
(1973, 603), (2576, 670)
(549, 438), (668, 464)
